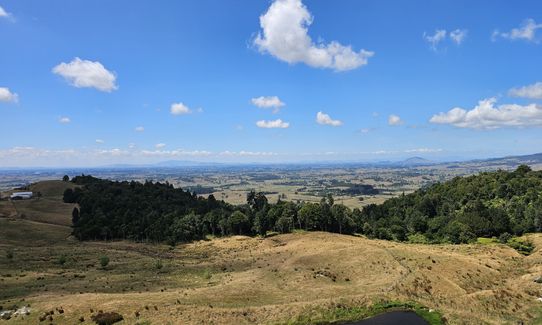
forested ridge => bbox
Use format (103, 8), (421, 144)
(65, 165), (542, 244)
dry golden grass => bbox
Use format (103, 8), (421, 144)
(2, 217), (542, 324)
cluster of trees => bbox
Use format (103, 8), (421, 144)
(65, 175), (359, 243)
(358, 165), (542, 243)
(66, 165), (542, 245)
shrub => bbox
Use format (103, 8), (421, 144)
(203, 269), (212, 280)
(99, 255), (110, 269)
(507, 238), (534, 255)
(498, 232), (512, 244)
(6, 250), (13, 260)
(90, 311), (123, 325)
(407, 233), (429, 244)
(166, 237), (177, 247)
(57, 254), (67, 266)
(154, 259), (163, 270)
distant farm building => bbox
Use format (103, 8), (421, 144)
(10, 192), (33, 200)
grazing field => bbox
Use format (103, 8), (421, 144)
(0, 181), (77, 226)
(1, 183), (542, 324)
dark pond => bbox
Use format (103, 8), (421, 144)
(345, 311), (429, 325)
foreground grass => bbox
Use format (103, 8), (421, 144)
(283, 300), (443, 325)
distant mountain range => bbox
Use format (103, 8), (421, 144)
(450, 152), (542, 168)
(480, 153), (542, 165)
(399, 157), (433, 166)
(1, 153), (541, 171)
(102, 153), (542, 169)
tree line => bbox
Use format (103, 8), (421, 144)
(65, 165), (542, 244)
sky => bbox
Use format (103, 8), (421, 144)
(1, 0), (542, 167)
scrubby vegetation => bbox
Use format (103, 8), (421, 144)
(99, 255), (110, 269)
(90, 311), (123, 325)
(66, 165), (542, 244)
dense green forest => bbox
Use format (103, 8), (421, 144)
(65, 165), (542, 244)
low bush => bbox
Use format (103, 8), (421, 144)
(154, 259), (163, 270)
(91, 311), (123, 325)
(498, 232), (512, 244)
(407, 233), (429, 244)
(57, 254), (67, 266)
(99, 255), (110, 269)
(507, 238), (534, 255)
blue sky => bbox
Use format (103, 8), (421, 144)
(1, 0), (542, 167)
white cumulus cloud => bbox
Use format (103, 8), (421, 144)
(493, 19), (542, 42)
(52, 57), (117, 92)
(220, 150), (278, 157)
(0, 87), (18, 103)
(253, 0), (373, 71)
(155, 143), (166, 149)
(135, 126), (145, 132)
(430, 97), (542, 129)
(170, 102), (192, 115)
(424, 29), (467, 49)
(316, 111), (342, 126)
(424, 29), (447, 50)
(0, 5), (13, 19)
(251, 96), (285, 113)
(58, 117), (71, 124)
(256, 119), (290, 128)
(142, 149), (211, 157)
(388, 114), (403, 126)
(509, 82), (542, 99)
(404, 148), (443, 153)
(450, 29), (468, 45)
(95, 139), (104, 144)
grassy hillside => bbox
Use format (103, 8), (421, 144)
(1, 180), (78, 226)
(29, 180), (78, 197)
(2, 214), (542, 324)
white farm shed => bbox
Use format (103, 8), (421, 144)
(10, 192), (33, 200)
